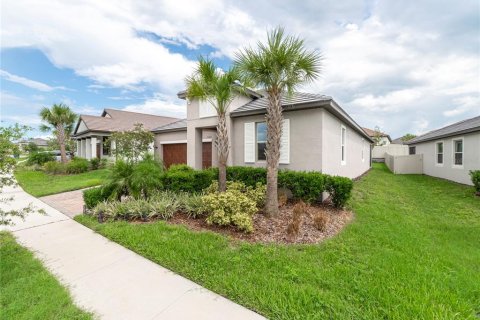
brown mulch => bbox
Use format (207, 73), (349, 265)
(167, 202), (354, 245)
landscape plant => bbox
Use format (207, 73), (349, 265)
(66, 158), (89, 174)
(27, 151), (55, 166)
(186, 58), (244, 192)
(469, 170), (480, 194)
(39, 103), (77, 163)
(235, 27), (322, 216)
(109, 124), (154, 164)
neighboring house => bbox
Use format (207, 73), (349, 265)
(72, 109), (179, 159)
(406, 115), (480, 185)
(391, 137), (405, 145)
(153, 91), (374, 179)
(18, 137), (49, 150)
(363, 127), (392, 146)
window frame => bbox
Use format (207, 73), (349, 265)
(256, 121), (267, 162)
(341, 125), (347, 165)
(409, 146), (416, 155)
(435, 140), (444, 166)
(451, 137), (464, 168)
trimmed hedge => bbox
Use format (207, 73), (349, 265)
(470, 170), (480, 193)
(83, 185), (115, 209)
(162, 167), (217, 193)
(66, 158), (89, 174)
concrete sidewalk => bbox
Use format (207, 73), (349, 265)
(1, 185), (265, 320)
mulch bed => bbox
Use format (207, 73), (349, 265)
(167, 202), (354, 245)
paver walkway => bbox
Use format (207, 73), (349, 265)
(1, 184), (265, 320)
(40, 188), (86, 218)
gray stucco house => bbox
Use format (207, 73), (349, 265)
(406, 115), (480, 185)
(153, 91), (374, 179)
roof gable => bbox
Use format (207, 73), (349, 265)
(408, 115), (480, 144)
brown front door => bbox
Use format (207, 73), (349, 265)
(202, 142), (212, 169)
(163, 143), (187, 169)
(96, 143), (101, 159)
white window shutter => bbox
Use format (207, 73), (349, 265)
(279, 119), (290, 164)
(244, 122), (255, 163)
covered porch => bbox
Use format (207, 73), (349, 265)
(74, 133), (112, 160)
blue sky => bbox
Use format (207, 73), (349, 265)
(1, 0), (479, 139)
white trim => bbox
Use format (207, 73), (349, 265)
(435, 140), (444, 167)
(341, 125), (347, 165)
(451, 137), (464, 169)
(160, 139), (212, 145)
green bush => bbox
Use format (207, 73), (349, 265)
(278, 170), (326, 203)
(43, 161), (66, 175)
(83, 185), (115, 209)
(470, 170), (480, 193)
(226, 166), (267, 186)
(178, 193), (205, 218)
(168, 164), (195, 172)
(130, 157), (164, 198)
(27, 152), (54, 165)
(66, 158), (89, 174)
(205, 180), (266, 208)
(89, 158), (101, 170)
(103, 160), (134, 200)
(162, 166), (216, 193)
(326, 176), (353, 208)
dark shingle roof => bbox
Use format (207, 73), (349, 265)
(407, 115), (480, 144)
(152, 119), (187, 132)
(231, 92), (331, 115)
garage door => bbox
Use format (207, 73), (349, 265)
(163, 143), (187, 169)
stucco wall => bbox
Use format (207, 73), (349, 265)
(411, 131), (480, 185)
(373, 144), (409, 159)
(321, 109), (371, 178)
(231, 108), (323, 171)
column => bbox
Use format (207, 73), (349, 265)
(187, 125), (202, 169)
(91, 136), (97, 159)
(76, 140), (81, 157)
(81, 139), (86, 158)
(85, 138), (92, 159)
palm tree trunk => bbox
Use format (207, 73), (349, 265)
(57, 124), (67, 164)
(265, 89), (282, 216)
(216, 112), (229, 192)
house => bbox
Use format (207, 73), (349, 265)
(391, 137), (405, 145)
(18, 137), (49, 150)
(362, 127), (392, 146)
(72, 109), (179, 159)
(406, 115), (480, 185)
(153, 91), (374, 179)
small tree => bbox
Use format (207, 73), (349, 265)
(40, 103), (77, 163)
(109, 124), (154, 165)
(401, 133), (416, 142)
(25, 141), (39, 153)
(372, 126), (385, 146)
(0, 124), (45, 225)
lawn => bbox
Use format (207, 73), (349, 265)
(76, 164), (480, 319)
(15, 168), (110, 197)
(0, 232), (92, 319)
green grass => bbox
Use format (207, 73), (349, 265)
(75, 164), (480, 319)
(15, 168), (110, 197)
(0, 232), (92, 319)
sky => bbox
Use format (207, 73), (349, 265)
(1, 0), (479, 139)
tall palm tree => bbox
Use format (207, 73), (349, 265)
(186, 57), (242, 192)
(235, 27), (322, 216)
(40, 103), (77, 164)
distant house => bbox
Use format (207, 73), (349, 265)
(72, 109), (179, 159)
(406, 115), (480, 185)
(18, 137), (49, 150)
(362, 127), (392, 146)
(391, 137), (405, 145)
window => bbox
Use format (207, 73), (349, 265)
(256, 122), (267, 161)
(436, 142), (443, 165)
(102, 136), (110, 156)
(453, 139), (463, 166)
(409, 146), (416, 155)
(341, 125), (346, 165)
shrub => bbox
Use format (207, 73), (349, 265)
(312, 209), (330, 232)
(278, 170), (326, 203)
(176, 192), (205, 218)
(43, 161), (66, 174)
(287, 201), (306, 237)
(100, 158), (109, 169)
(162, 170), (196, 193)
(470, 170), (480, 193)
(326, 176), (353, 208)
(278, 190), (288, 207)
(83, 185), (115, 209)
(168, 164), (195, 172)
(27, 152), (55, 165)
(226, 166), (267, 186)
(103, 160), (135, 200)
(130, 157), (164, 198)
(66, 158), (89, 174)
(90, 158), (101, 170)
(204, 180), (266, 208)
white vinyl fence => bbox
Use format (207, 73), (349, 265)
(385, 153), (423, 174)
(373, 144), (409, 160)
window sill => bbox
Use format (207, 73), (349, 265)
(435, 163), (444, 167)
(452, 165), (464, 169)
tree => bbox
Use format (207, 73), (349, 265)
(372, 126), (385, 146)
(401, 133), (416, 142)
(186, 57), (242, 192)
(109, 123), (154, 165)
(235, 27), (322, 216)
(0, 124), (45, 225)
(25, 141), (39, 153)
(40, 103), (77, 163)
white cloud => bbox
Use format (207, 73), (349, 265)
(122, 94), (186, 118)
(0, 69), (68, 91)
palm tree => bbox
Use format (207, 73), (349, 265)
(186, 57), (242, 192)
(235, 27), (322, 216)
(40, 103), (77, 164)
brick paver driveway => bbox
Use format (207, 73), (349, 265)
(40, 188), (86, 218)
